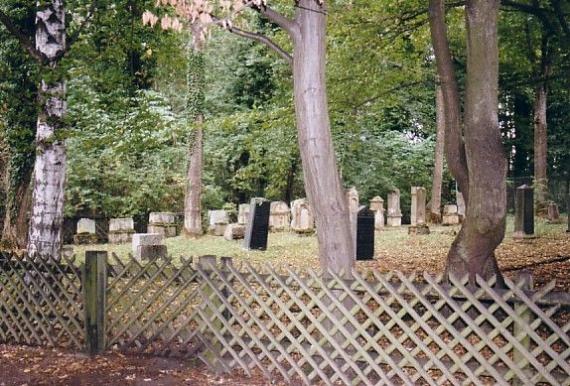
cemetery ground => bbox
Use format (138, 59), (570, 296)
(71, 216), (570, 290)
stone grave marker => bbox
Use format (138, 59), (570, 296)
(369, 196), (385, 230)
(108, 217), (135, 244)
(547, 201), (561, 223)
(386, 189), (402, 227)
(290, 198), (315, 235)
(409, 187), (430, 235)
(132, 233), (165, 259)
(442, 205), (460, 226)
(243, 198), (270, 250)
(269, 201), (290, 232)
(74, 218), (97, 244)
(514, 184), (534, 239)
(346, 187), (359, 253)
(208, 210), (229, 236)
(356, 206), (375, 260)
(238, 204), (250, 225)
(147, 212), (178, 237)
(224, 223), (246, 241)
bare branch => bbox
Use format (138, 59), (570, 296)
(228, 25), (292, 65)
(253, 4), (300, 41)
(0, 9), (47, 64)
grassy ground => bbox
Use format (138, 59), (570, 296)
(69, 215), (570, 289)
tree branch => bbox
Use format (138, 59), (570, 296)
(67, 0), (99, 48)
(228, 25), (292, 65)
(0, 9), (47, 64)
(253, 4), (300, 41)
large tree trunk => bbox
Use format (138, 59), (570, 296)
(26, 2), (67, 259)
(533, 82), (548, 211)
(292, 0), (354, 274)
(429, 84), (445, 223)
(429, 0), (505, 283)
(448, 0), (506, 283)
(183, 37), (205, 237)
(2, 172), (33, 248)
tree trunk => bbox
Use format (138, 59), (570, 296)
(2, 172), (33, 248)
(183, 37), (205, 237)
(533, 82), (548, 211)
(428, 0), (470, 204)
(447, 0), (506, 283)
(429, 0), (505, 283)
(26, 2), (67, 259)
(292, 0), (354, 274)
(429, 84), (445, 223)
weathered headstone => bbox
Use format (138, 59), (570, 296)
(108, 217), (135, 244)
(269, 201), (291, 232)
(369, 196), (385, 230)
(238, 203), (250, 225)
(547, 201), (561, 223)
(346, 187), (359, 255)
(290, 198), (315, 235)
(457, 191), (466, 220)
(132, 233), (165, 259)
(442, 205), (460, 226)
(243, 198), (270, 250)
(208, 210), (229, 236)
(224, 223), (246, 241)
(74, 218), (97, 244)
(514, 184), (534, 239)
(147, 212), (178, 238)
(410, 187), (427, 226)
(356, 206), (375, 260)
(386, 189), (402, 227)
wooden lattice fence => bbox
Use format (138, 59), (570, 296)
(1, 250), (569, 385)
(102, 254), (570, 386)
(0, 253), (84, 350)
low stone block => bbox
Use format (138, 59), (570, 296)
(213, 223), (227, 236)
(442, 205), (460, 226)
(149, 212), (176, 224)
(137, 245), (167, 260)
(132, 233), (164, 257)
(77, 218), (96, 234)
(147, 224), (177, 238)
(224, 223), (246, 240)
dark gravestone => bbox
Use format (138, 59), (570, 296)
(243, 198), (270, 250)
(514, 184), (534, 239)
(356, 207), (375, 260)
(139, 245), (168, 260)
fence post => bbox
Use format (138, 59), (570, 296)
(83, 250), (107, 356)
(513, 271), (532, 384)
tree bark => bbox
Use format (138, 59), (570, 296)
(26, 1), (67, 259)
(429, 0), (505, 283)
(428, 0), (470, 204)
(2, 172), (33, 248)
(183, 32), (205, 237)
(533, 82), (548, 211)
(292, 0), (354, 274)
(447, 0), (506, 283)
(429, 84), (445, 223)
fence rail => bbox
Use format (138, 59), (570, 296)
(1, 251), (569, 385)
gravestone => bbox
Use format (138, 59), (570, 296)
(208, 210), (229, 236)
(269, 201), (290, 232)
(410, 187), (427, 226)
(290, 198), (315, 235)
(356, 206), (375, 260)
(346, 187), (359, 255)
(457, 191), (466, 220)
(238, 204), (250, 225)
(514, 184), (534, 239)
(547, 201), (561, 223)
(74, 218), (97, 244)
(386, 189), (402, 227)
(132, 233), (165, 259)
(369, 196), (385, 230)
(224, 223), (246, 241)
(243, 198), (270, 250)
(108, 217), (135, 244)
(442, 205), (460, 226)
(147, 212), (177, 238)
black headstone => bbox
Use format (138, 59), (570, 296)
(356, 206), (375, 260)
(243, 198), (270, 250)
(514, 184), (534, 237)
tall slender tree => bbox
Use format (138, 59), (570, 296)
(429, 0), (506, 283)
(429, 83), (445, 223)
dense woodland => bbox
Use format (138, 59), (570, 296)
(0, 1), (568, 275)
